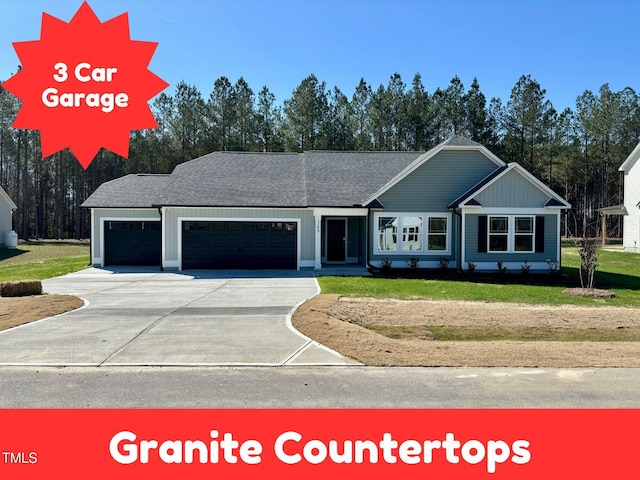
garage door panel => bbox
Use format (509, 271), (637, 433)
(105, 221), (161, 266)
(182, 221), (297, 269)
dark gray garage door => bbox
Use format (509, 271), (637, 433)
(104, 221), (161, 266)
(182, 221), (297, 269)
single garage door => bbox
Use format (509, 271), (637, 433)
(182, 221), (297, 269)
(104, 221), (161, 266)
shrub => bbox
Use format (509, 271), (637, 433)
(407, 257), (420, 269)
(521, 260), (531, 275)
(0, 280), (43, 297)
(380, 258), (393, 275)
(439, 257), (450, 270)
(496, 261), (507, 275)
(466, 262), (476, 274)
(547, 259), (561, 277)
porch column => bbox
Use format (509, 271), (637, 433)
(314, 213), (322, 269)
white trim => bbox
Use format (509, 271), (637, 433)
(313, 207), (368, 216)
(177, 216), (302, 271)
(161, 207), (167, 269)
(461, 207), (552, 215)
(461, 210), (467, 269)
(459, 163), (571, 209)
(0, 186), (17, 210)
(99, 216), (161, 267)
(300, 260), (315, 268)
(314, 214), (322, 269)
(324, 217), (348, 263)
(373, 212), (452, 255)
(364, 142), (506, 206)
(619, 142), (640, 172)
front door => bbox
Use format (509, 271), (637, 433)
(326, 218), (347, 262)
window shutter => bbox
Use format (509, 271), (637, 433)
(535, 216), (545, 253)
(478, 215), (487, 253)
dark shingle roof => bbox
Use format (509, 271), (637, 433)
(82, 136), (497, 209)
(82, 151), (425, 208)
(82, 174), (171, 208)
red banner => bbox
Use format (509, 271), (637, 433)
(1, 409), (637, 479)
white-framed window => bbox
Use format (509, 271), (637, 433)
(488, 215), (535, 253)
(375, 212), (450, 254)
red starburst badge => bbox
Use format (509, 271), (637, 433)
(1, 1), (169, 169)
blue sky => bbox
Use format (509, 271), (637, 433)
(1, 0), (638, 112)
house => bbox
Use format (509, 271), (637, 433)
(618, 141), (640, 252)
(82, 136), (571, 272)
(0, 186), (17, 246)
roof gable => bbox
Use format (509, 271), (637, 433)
(0, 186), (17, 210)
(620, 141), (640, 173)
(453, 163), (571, 209)
(363, 136), (506, 206)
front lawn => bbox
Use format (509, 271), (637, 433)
(0, 241), (90, 283)
(318, 245), (640, 307)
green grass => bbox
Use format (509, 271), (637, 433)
(0, 241), (90, 282)
(318, 245), (640, 307)
(367, 324), (640, 342)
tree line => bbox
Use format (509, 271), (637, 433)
(0, 72), (638, 240)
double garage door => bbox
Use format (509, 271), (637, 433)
(182, 221), (297, 269)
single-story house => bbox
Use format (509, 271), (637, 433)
(82, 135), (571, 272)
(618, 141), (640, 252)
(0, 186), (17, 246)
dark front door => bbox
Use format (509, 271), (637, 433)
(326, 219), (346, 262)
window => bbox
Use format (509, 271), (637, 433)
(402, 216), (422, 251)
(377, 216), (398, 251)
(374, 213), (450, 253)
(486, 215), (535, 253)
(515, 217), (534, 252)
(428, 217), (448, 251)
(489, 216), (508, 252)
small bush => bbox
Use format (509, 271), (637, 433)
(547, 259), (561, 277)
(407, 257), (420, 269)
(439, 257), (450, 270)
(380, 258), (393, 275)
(0, 280), (43, 297)
(521, 260), (531, 275)
(466, 262), (476, 274)
(496, 261), (507, 275)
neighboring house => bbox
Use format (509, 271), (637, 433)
(619, 142), (640, 252)
(0, 186), (17, 246)
(82, 136), (571, 272)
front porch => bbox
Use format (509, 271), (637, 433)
(312, 208), (368, 270)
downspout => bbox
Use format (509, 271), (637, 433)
(157, 206), (163, 271)
(453, 207), (463, 272)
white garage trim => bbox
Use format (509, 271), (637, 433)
(98, 217), (162, 267)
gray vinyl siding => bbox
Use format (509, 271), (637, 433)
(0, 204), (12, 246)
(377, 150), (500, 211)
(464, 213), (558, 264)
(474, 170), (550, 207)
(163, 207), (314, 264)
(91, 208), (160, 262)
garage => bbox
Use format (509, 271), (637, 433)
(182, 221), (297, 269)
(104, 221), (161, 266)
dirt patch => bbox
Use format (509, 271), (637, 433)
(292, 295), (640, 367)
(0, 295), (84, 331)
(563, 288), (617, 298)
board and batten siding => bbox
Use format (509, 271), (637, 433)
(163, 207), (315, 265)
(377, 150), (499, 211)
(91, 208), (161, 264)
(464, 213), (558, 265)
(623, 158), (640, 251)
(474, 169), (550, 208)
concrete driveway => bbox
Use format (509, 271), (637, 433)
(0, 268), (358, 367)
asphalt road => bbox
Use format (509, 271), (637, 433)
(1, 366), (638, 408)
